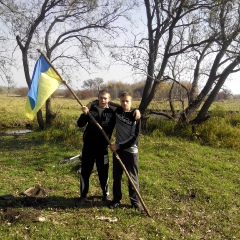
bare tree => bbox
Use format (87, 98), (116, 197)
(0, 0), (136, 128)
(82, 78), (103, 91)
(139, 0), (215, 121)
(185, 0), (240, 124)
(82, 79), (95, 90)
(0, 38), (14, 89)
(94, 77), (104, 91)
(112, 0), (240, 127)
(0, 2), (15, 88)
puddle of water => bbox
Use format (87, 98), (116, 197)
(1, 129), (33, 135)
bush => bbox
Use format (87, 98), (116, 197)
(40, 114), (83, 149)
(146, 117), (192, 138)
(14, 87), (29, 97)
(210, 104), (226, 118)
(76, 89), (95, 99)
(173, 122), (192, 138)
(146, 117), (176, 135)
(145, 113), (240, 149)
(226, 113), (240, 128)
(197, 117), (240, 148)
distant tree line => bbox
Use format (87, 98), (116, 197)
(0, 81), (238, 102)
(1, 1), (240, 129)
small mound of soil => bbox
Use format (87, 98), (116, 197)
(1, 208), (41, 223)
(23, 185), (47, 198)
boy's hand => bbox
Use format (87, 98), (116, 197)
(81, 106), (89, 115)
(110, 144), (118, 152)
(133, 109), (141, 120)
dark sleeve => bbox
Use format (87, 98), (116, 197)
(92, 99), (98, 104)
(91, 100), (120, 111)
(91, 100), (120, 108)
(119, 119), (141, 149)
(77, 113), (89, 128)
(108, 101), (120, 107)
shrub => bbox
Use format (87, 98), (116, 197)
(41, 114), (83, 149)
(197, 117), (240, 148)
(147, 117), (175, 134)
(145, 113), (240, 149)
(210, 104), (226, 118)
(173, 122), (192, 138)
(14, 87), (29, 97)
(226, 113), (240, 128)
(76, 89), (95, 99)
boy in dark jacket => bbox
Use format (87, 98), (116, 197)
(76, 90), (115, 205)
(109, 92), (143, 212)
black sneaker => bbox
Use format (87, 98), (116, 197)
(108, 201), (120, 209)
(132, 203), (144, 213)
(75, 197), (86, 207)
(102, 195), (111, 202)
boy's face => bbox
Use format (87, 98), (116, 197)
(120, 96), (132, 111)
(98, 93), (110, 108)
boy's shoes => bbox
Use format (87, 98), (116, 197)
(75, 196), (86, 207)
(108, 201), (120, 209)
(102, 195), (111, 202)
(108, 200), (144, 212)
(132, 203), (144, 213)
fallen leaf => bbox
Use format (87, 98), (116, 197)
(38, 217), (46, 222)
(95, 216), (118, 223)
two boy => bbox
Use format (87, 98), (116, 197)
(77, 91), (143, 211)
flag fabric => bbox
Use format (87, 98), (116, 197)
(25, 55), (62, 120)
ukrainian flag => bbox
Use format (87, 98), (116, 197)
(25, 55), (62, 120)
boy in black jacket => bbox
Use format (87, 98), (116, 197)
(76, 90), (115, 205)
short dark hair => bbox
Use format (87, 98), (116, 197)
(120, 91), (132, 98)
(98, 89), (110, 97)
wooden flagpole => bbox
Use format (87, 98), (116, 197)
(37, 49), (151, 217)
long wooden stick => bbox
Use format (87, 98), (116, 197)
(37, 49), (151, 217)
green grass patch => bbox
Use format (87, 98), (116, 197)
(0, 130), (239, 239)
(146, 111), (240, 149)
(0, 95), (239, 239)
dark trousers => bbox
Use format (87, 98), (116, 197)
(112, 150), (140, 205)
(80, 146), (109, 198)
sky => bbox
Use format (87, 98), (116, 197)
(11, 60), (240, 95)
(3, 5), (240, 95)
(8, 29), (240, 95)
(12, 59), (138, 89)
(1, 2), (239, 95)
(224, 75), (240, 95)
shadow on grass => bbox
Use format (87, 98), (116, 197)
(0, 194), (138, 224)
(0, 134), (46, 151)
(0, 194), (131, 210)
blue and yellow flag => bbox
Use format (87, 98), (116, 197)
(25, 55), (62, 120)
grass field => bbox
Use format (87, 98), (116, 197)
(0, 95), (239, 239)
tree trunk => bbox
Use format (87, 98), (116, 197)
(16, 35), (45, 129)
(169, 82), (177, 118)
(46, 98), (56, 127)
(37, 110), (44, 130)
(192, 56), (240, 124)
